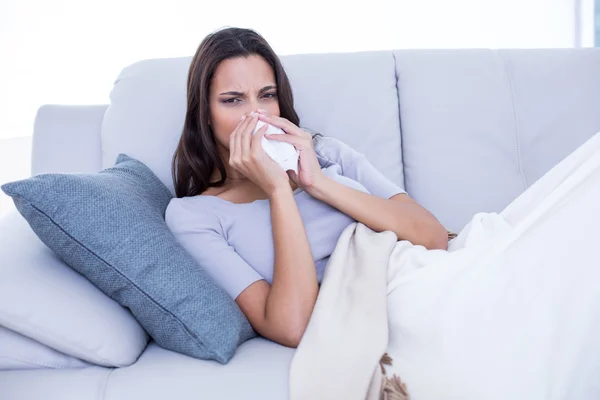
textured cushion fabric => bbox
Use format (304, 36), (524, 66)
(1, 154), (255, 365)
(0, 210), (147, 367)
(100, 51), (404, 197)
(393, 48), (600, 232)
(0, 325), (91, 370)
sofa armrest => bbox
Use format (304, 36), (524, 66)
(32, 105), (108, 175)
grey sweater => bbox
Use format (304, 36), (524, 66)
(166, 137), (406, 300)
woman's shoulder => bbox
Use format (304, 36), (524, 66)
(165, 195), (223, 232)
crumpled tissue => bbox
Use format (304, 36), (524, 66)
(252, 120), (299, 174)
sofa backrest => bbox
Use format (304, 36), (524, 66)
(33, 49), (600, 231)
(100, 51), (404, 200)
(393, 49), (600, 231)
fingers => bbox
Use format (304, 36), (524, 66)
(229, 116), (244, 166)
(231, 112), (260, 169)
(264, 132), (311, 151)
(229, 115), (245, 167)
(257, 111), (307, 137)
(287, 169), (298, 183)
(251, 123), (269, 155)
(241, 113), (260, 161)
(256, 111), (290, 130)
(230, 113), (255, 168)
(264, 133), (297, 144)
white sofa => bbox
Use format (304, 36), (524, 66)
(1, 48), (600, 400)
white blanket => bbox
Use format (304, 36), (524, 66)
(290, 131), (600, 400)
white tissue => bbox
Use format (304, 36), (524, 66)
(252, 120), (299, 174)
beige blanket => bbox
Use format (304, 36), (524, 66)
(290, 131), (600, 400)
(289, 221), (399, 399)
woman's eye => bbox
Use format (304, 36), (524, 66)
(262, 93), (277, 99)
(222, 98), (240, 104)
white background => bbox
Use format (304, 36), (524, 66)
(0, 0), (597, 217)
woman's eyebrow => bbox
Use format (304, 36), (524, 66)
(218, 85), (276, 96)
(259, 85), (277, 93)
(219, 90), (244, 96)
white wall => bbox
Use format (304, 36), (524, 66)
(0, 0), (592, 217)
(0, 136), (31, 218)
(0, 0), (584, 140)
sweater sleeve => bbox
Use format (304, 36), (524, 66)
(165, 200), (264, 300)
(314, 136), (407, 199)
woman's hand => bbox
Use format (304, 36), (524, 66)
(229, 112), (290, 196)
(256, 110), (326, 193)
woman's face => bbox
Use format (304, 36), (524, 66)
(209, 55), (281, 150)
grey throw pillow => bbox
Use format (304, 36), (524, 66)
(1, 154), (256, 364)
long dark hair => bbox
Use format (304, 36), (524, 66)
(172, 27), (300, 198)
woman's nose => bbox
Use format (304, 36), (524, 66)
(246, 99), (261, 114)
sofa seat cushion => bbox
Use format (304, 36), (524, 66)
(104, 338), (293, 400)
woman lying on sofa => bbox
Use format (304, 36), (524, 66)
(166, 27), (449, 348)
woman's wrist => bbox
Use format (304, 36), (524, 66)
(305, 174), (331, 200)
(266, 181), (294, 200)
